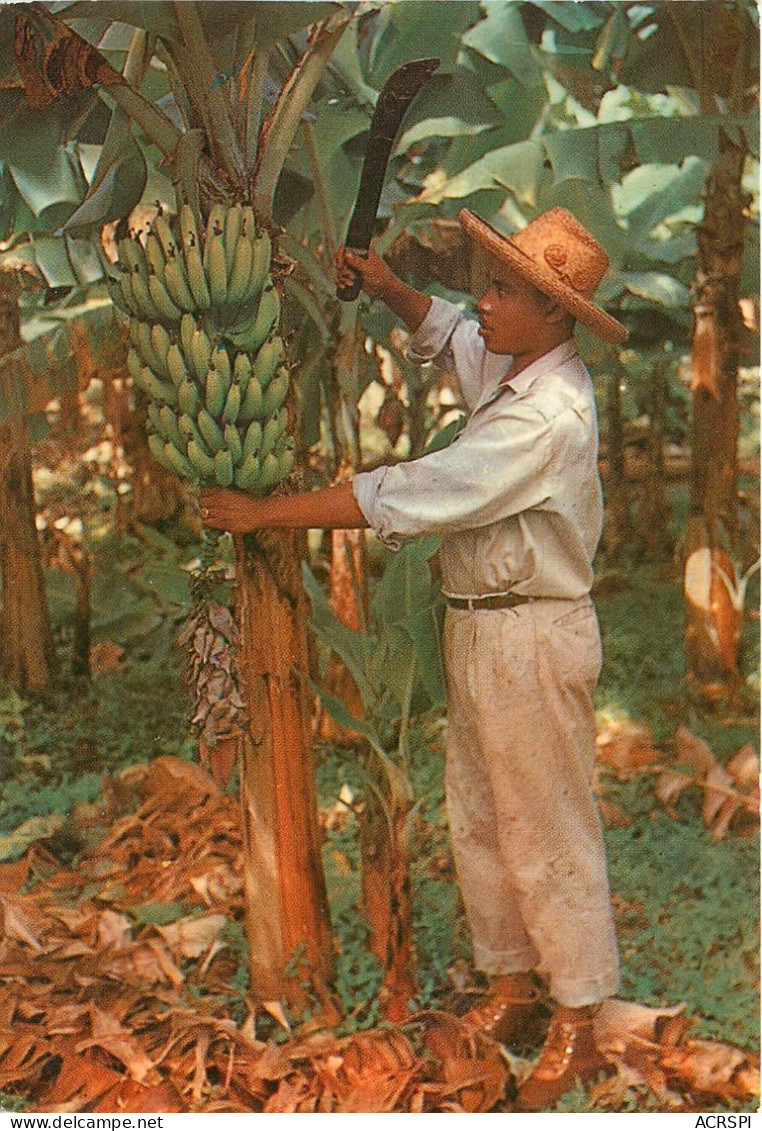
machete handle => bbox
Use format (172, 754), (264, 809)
(336, 248), (368, 303)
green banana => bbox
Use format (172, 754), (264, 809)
(213, 343), (232, 386)
(116, 270), (140, 317)
(222, 379), (241, 425)
(258, 452), (282, 491)
(135, 322), (157, 370)
(248, 230), (271, 299)
(233, 351), (252, 398)
(190, 328), (212, 383)
(251, 336), (284, 390)
(164, 255), (196, 312)
(131, 273), (162, 322)
(261, 368), (289, 418)
(163, 439), (195, 480)
(240, 206), (255, 240)
(152, 213), (178, 260)
(146, 401), (165, 437)
(251, 283), (280, 347)
(151, 323), (172, 380)
(237, 373), (263, 425)
(204, 205), (228, 307)
(178, 378), (201, 417)
(242, 418), (263, 461)
(120, 237), (148, 280)
(184, 236), (212, 310)
(188, 439), (216, 481)
(148, 274), (183, 324)
(148, 431), (173, 471)
(278, 443), (295, 480)
(223, 421), (242, 465)
(178, 411), (204, 446)
(137, 363), (178, 407)
(166, 343), (189, 388)
(127, 347), (143, 386)
(179, 204), (201, 252)
(224, 204), (242, 275)
(180, 313), (196, 361)
(234, 452), (260, 490)
(145, 232), (165, 279)
(259, 407), (288, 460)
(159, 405), (185, 450)
(205, 365), (227, 418)
(197, 406), (226, 454)
(226, 232), (253, 306)
(225, 285), (279, 352)
(213, 448), (234, 487)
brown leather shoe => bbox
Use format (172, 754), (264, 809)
(460, 975), (548, 1047)
(516, 1005), (610, 1110)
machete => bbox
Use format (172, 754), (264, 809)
(336, 56), (440, 302)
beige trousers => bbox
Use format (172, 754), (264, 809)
(443, 596), (620, 1008)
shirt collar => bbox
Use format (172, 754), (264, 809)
(499, 338), (579, 396)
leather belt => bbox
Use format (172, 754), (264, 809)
(446, 593), (533, 611)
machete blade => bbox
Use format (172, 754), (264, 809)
(337, 56), (439, 301)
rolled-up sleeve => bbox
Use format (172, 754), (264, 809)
(406, 296), (463, 363)
(407, 297), (490, 410)
(353, 403), (555, 549)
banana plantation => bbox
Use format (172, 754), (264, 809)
(0, 0), (758, 1116)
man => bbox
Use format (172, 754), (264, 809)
(201, 207), (628, 1110)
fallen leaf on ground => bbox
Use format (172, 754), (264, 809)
(596, 719), (661, 778)
(156, 913), (227, 959)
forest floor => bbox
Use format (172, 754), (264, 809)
(0, 523), (758, 1114)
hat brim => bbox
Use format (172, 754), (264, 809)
(460, 210), (628, 346)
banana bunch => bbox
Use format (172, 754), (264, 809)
(108, 204), (294, 494)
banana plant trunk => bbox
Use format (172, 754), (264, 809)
(684, 135), (747, 698)
(234, 530), (336, 1015)
(0, 273), (56, 694)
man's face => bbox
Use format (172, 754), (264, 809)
(476, 263), (559, 356)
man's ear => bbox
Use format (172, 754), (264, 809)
(544, 298), (569, 324)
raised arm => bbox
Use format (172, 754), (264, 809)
(335, 246), (431, 332)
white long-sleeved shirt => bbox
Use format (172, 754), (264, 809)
(352, 296), (604, 600)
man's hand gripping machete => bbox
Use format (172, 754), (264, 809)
(336, 57), (439, 302)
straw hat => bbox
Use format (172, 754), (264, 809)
(459, 207), (628, 345)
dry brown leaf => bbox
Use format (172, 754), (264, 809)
(702, 762), (736, 830)
(89, 640), (127, 674)
(598, 799), (634, 827)
(76, 1008), (155, 1083)
(726, 742), (758, 784)
(0, 895), (47, 951)
(156, 913), (227, 960)
(189, 864), (242, 905)
(595, 999), (688, 1057)
(0, 857), (30, 892)
(596, 719), (661, 779)
(661, 1039), (760, 1100)
(673, 726), (716, 776)
(96, 909), (132, 950)
(655, 769), (694, 816)
(93, 1078), (187, 1113)
(265, 1072), (318, 1113)
(35, 1048), (125, 1112)
(414, 1010), (511, 1112)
